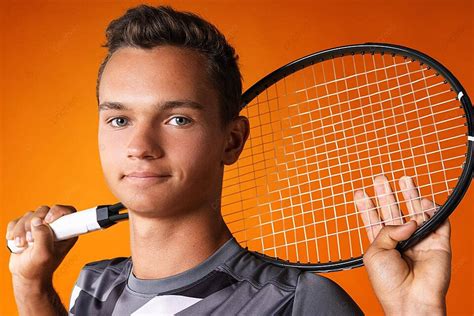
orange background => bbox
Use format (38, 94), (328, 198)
(0, 0), (472, 315)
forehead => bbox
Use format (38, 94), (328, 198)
(98, 46), (218, 110)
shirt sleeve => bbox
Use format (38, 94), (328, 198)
(68, 280), (82, 315)
(292, 272), (364, 315)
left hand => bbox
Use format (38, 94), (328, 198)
(354, 175), (451, 316)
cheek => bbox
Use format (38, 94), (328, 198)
(179, 131), (224, 174)
(98, 132), (123, 173)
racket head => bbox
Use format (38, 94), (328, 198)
(223, 43), (473, 272)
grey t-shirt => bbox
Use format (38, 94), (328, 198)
(69, 238), (363, 315)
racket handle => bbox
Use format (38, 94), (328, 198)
(52, 207), (102, 240)
(6, 203), (126, 254)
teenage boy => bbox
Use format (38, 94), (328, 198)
(8, 5), (450, 315)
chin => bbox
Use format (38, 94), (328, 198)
(115, 192), (159, 213)
(105, 176), (166, 214)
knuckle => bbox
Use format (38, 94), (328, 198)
(36, 205), (50, 212)
(34, 205), (51, 217)
(50, 204), (75, 214)
(49, 204), (60, 212)
(61, 205), (77, 213)
(48, 207), (60, 216)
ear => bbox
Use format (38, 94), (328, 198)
(222, 116), (250, 165)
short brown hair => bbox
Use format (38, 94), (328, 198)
(97, 5), (242, 124)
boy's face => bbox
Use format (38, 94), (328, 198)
(97, 46), (235, 216)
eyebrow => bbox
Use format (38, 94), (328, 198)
(98, 100), (205, 112)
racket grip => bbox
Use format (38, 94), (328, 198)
(50, 207), (102, 240)
(7, 207), (102, 254)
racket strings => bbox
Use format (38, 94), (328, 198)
(257, 207), (440, 254)
(294, 60), (413, 93)
(249, 204), (439, 244)
(248, 60), (414, 107)
(292, 70), (439, 111)
(248, 67), (443, 119)
(221, 138), (464, 216)
(225, 185), (455, 236)
(240, 91), (460, 166)
(223, 131), (465, 189)
(222, 167), (460, 225)
(222, 52), (468, 263)
(415, 57), (452, 213)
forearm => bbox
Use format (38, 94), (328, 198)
(13, 277), (68, 316)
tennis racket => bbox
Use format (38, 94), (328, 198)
(222, 43), (473, 272)
(7, 43), (473, 274)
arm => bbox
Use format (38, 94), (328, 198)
(355, 176), (450, 315)
(7, 205), (78, 316)
(13, 277), (68, 316)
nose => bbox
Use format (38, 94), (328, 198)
(127, 123), (164, 160)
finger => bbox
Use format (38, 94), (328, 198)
(373, 175), (403, 225)
(435, 218), (451, 239)
(399, 176), (425, 224)
(354, 190), (381, 243)
(45, 204), (77, 224)
(6, 219), (18, 240)
(421, 198), (439, 218)
(11, 211), (35, 248)
(30, 216), (54, 257)
(367, 221), (417, 253)
(24, 205), (50, 235)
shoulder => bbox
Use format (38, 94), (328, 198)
(77, 257), (130, 291)
(69, 257), (131, 314)
(223, 250), (363, 315)
(223, 248), (302, 290)
(293, 272), (364, 315)
(81, 257), (130, 274)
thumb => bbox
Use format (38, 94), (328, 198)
(370, 220), (417, 251)
(30, 217), (54, 253)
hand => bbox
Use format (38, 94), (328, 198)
(355, 176), (451, 315)
(7, 205), (78, 285)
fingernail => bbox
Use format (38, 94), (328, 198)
(15, 236), (21, 246)
(45, 213), (53, 223)
(31, 217), (42, 227)
(26, 231), (33, 242)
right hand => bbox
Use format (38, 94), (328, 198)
(7, 205), (78, 284)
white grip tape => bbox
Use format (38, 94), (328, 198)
(7, 240), (28, 254)
(7, 207), (102, 254)
(49, 207), (101, 240)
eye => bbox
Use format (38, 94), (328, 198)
(168, 116), (192, 126)
(108, 117), (129, 128)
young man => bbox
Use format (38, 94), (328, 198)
(7, 5), (451, 315)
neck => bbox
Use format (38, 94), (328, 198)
(129, 207), (232, 279)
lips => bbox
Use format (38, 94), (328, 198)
(122, 171), (172, 186)
(125, 172), (169, 178)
